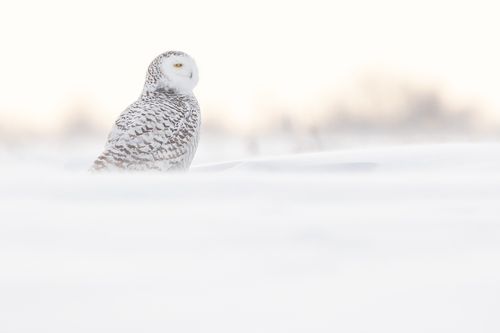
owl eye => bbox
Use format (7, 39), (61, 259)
(173, 63), (183, 68)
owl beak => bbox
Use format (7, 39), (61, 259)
(189, 72), (193, 79)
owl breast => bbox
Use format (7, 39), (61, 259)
(146, 90), (201, 171)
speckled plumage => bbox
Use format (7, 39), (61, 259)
(91, 51), (200, 172)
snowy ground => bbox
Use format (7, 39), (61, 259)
(1, 142), (499, 332)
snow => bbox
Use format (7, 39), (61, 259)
(1, 142), (499, 332)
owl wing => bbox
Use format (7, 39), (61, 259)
(92, 99), (190, 171)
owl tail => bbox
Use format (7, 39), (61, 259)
(89, 154), (110, 172)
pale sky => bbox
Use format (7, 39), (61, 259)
(1, 0), (499, 132)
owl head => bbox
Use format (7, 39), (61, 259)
(143, 51), (199, 94)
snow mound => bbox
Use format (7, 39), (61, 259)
(194, 142), (500, 173)
(1, 143), (499, 333)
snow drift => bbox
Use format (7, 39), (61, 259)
(0, 143), (499, 333)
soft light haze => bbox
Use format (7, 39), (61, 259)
(1, 0), (500, 133)
(1, 3), (500, 331)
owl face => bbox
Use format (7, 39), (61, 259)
(160, 53), (199, 93)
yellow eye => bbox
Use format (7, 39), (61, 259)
(173, 63), (183, 68)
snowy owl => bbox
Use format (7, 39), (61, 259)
(91, 51), (200, 172)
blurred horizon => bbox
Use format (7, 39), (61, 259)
(1, 72), (498, 140)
